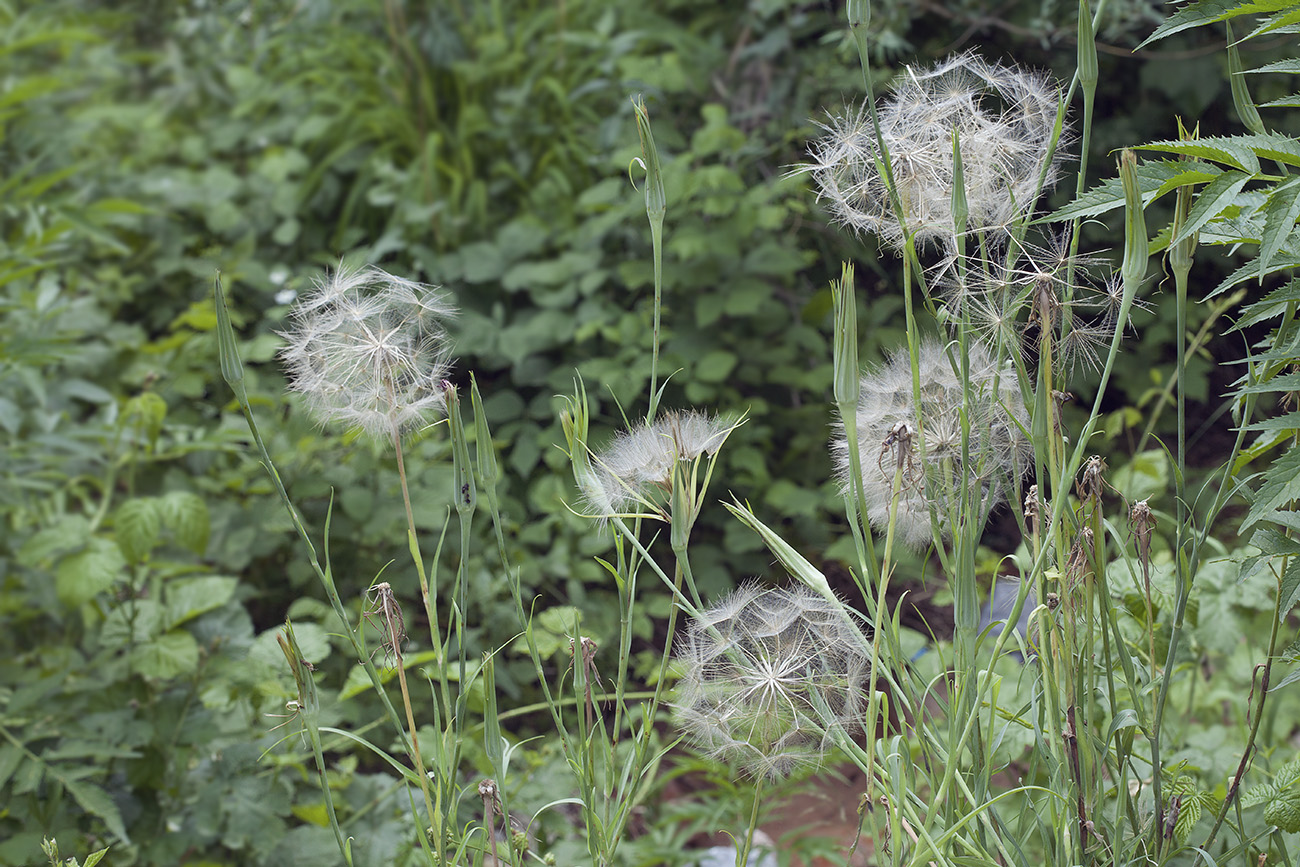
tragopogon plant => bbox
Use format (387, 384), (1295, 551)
(673, 583), (872, 780)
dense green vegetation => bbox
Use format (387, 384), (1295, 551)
(6, 1), (1300, 865)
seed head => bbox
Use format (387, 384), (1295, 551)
(673, 584), (872, 780)
(834, 338), (1030, 550)
(581, 411), (734, 519)
(278, 265), (456, 440)
(807, 52), (1066, 251)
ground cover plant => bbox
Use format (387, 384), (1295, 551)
(8, 0), (1300, 865)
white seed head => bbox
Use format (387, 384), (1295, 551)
(807, 52), (1066, 251)
(278, 265), (456, 440)
(581, 411), (733, 518)
(673, 584), (872, 780)
(834, 338), (1030, 550)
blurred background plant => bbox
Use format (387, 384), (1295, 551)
(3, 0), (1296, 864)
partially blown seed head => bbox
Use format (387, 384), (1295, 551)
(673, 584), (872, 780)
(580, 411), (734, 519)
(278, 265), (456, 440)
(834, 338), (1030, 550)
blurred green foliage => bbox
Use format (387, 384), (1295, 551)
(0, 0), (1276, 863)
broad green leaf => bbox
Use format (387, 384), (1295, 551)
(125, 391), (167, 447)
(695, 349), (737, 383)
(115, 497), (161, 564)
(55, 538), (126, 607)
(66, 778), (130, 842)
(82, 848), (110, 867)
(101, 599), (164, 647)
(0, 744), (22, 789)
(159, 490), (211, 555)
(165, 576), (238, 629)
(17, 514), (92, 566)
(1112, 450), (1170, 501)
(129, 630), (200, 679)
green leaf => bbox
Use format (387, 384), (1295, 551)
(1265, 792), (1300, 832)
(0, 744), (23, 790)
(165, 576), (238, 629)
(129, 630), (200, 679)
(82, 848), (110, 867)
(1242, 445), (1300, 534)
(1279, 558), (1300, 621)
(695, 349), (737, 383)
(1140, 1), (1294, 48)
(56, 539), (127, 607)
(66, 778), (130, 842)
(125, 391), (167, 448)
(1171, 170), (1251, 246)
(1050, 160), (1184, 222)
(17, 514), (92, 566)
(115, 497), (161, 564)
(1112, 450), (1170, 501)
(1133, 137), (1262, 173)
(159, 490), (211, 555)
(1260, 183), (1300, 279)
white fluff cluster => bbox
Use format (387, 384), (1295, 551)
(278, 265), (455, 439)
(808, 52), (1065, 251)
(834, 338), (1030, 550)
(673, 584), (872, 780)
(582, 411), (732, 517)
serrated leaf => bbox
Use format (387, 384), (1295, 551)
(165, 576), (238, 629)
(1140, 1), (1295, 48)
(1234, 277), (1300, 330)
(66, 778), (130, 842)
(1049, 160), (1184, 222)
(115, 497), (161, 564)
(1237, 371), (1300, 395)
(1279, 558), (1300, 620)
(1174, 795), (1201, 844)
(1172, 169), (1251, 246)
(1262, 93), (1300, 109)
(158, 490), (211, 554)
(1134, 137), (1262, 173)
(1241, 781), (1277, 807)
(1260, 185), (1300, 278)
(1249, 57), (1300, 75)
(1210, 253), (1300, 297)
(1243, 411), (1300, 433)
(1265, 793), (1300, 831)
(129, 630), (200, 679)
(55, 538), (126, 607)
(1242, 445), (1300, 533)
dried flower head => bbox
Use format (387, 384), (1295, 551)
(834, 338), (1030, 550)
(580, 411), (734, 519)
(673, 583), (872, 780)
(278, 265), (455, 439)
(807, 52), (1066, 251)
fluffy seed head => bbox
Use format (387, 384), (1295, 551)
(673, 583), (873, 780)
(807, 52), (1066, 251)
(581, 411), (733, 518)
(278, 265), (456, 440)
(834, 338), (1030, 550)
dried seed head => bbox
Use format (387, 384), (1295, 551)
(580, 410), (736, 520)
(278, 265), (456, 440)
(806, 52), (1067, 251)
(673, 584), (872, 780)
(833, 338), (1031, 550)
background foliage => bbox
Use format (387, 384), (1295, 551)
(1, 0), (1287, 863)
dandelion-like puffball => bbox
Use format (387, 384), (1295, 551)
(581, 411), (732, 518)
(807, 52), (1066, 251)
(673, 584), (872, 780)
(278, 265), (456, 440)
(834, 338), (1030, 551)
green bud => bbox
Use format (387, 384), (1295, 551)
(831, 264), (860, 409)
(1077, 0), (1098, 91)
(1119, 149), (1148, 297)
